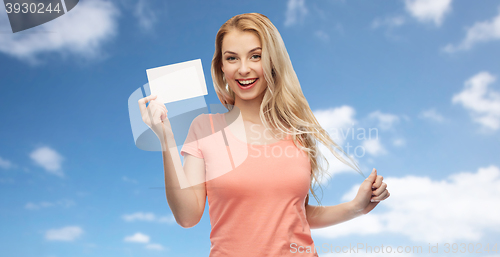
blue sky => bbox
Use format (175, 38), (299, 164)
(1, 0), (500, 256)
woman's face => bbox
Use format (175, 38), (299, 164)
(221, 29), (268, 103)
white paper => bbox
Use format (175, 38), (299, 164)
(146, 59), (208, 104)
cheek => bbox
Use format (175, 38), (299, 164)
(255, 65), (265, 77)
(223, 67), (236, 79)
(259, 79), (268, 90)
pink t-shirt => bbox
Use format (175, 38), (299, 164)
(180, 113), (318, 256)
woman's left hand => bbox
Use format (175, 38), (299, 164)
(351, 168), (390, 215)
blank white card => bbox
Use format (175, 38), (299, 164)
(146, 59), (208, 104)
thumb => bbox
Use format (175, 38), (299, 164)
(143, 94), (157, 104)
(365, 168), (377, 183)
(147, 95), (158, 105)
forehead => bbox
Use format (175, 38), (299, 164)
(221, 30), (261, 52)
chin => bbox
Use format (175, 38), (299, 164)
(241, 90), (266, 102)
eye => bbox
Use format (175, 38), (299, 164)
(226, 56), (237, 61)
(251, 54), (261, 60)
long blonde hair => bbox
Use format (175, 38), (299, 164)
(211, 13), (362, 206)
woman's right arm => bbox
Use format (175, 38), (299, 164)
(138, 95), (207, 228)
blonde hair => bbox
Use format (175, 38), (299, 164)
(211, 13), (362, 207)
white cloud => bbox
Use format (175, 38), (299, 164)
(25, 199), (75, 210)
(284, 0), (308, 27)
(312, 106), (403, 181)
(314, 213), (384, 239)
(133, 0), (157, 31)
(314, 105), (357, 146)
(362, 138), (386, 156)
(29, 146), (64, 177)
(313, 106), (360, 180)
(314, 30), (329, 42)
(313, 24), (343, 42)
(122, 176), (137, 183)
(45, 226), (83, 241)
(371, 16), (406, 29)
(124, 232), (150, 243)
(333, 23), (344, 35)
(443, 8), (500, 53)
(122, 212), (175, 223)
(313, 165), (500, 243)
(157, 215), (176, 223)
(146, 243), (165, 251)
(452, 71), (500, 130)
(123, 212), (155, 222)
(26, 202), (53, 210)
(0, 178), (15, 184)
(0, 0), (119, 64)
(404, 0), (453, 26)
(316, 146), (360, 183)
(0, 156), (14, 169)
(392, 138), (406, 147)
(124, 232), (165, 251)
(419, 108), (445, 122)
(368, 111), (400, 130)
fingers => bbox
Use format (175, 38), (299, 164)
(372, 182), (387, 196)
(158, 103), (168, 120)
(138, 95), (158, 117)
(368, 168), (390, 202)
(160, 109), (168, 121)
(144, 103), (164, 125)
(152, 107), (161, 121)
(139, 94), (157, 105)
(152, 101), (167, 121)
(371, 181), (390, 202)
(151, 106), (167, 123)
(372, 174), (384, 189)
(149, 98), (167, 114)
(138, 95), (168, 123)
(372, 190), (390, 202)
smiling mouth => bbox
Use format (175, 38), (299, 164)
(237, 78), (257, 87)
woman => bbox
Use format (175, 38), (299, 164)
(138, 13), (389, 256)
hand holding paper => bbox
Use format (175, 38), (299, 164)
(137, 94), (169, 140)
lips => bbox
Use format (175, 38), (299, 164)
(236, 78), (257, 86)
(236, 78), (258, 90)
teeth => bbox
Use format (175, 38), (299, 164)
(238, 79), (256, 85)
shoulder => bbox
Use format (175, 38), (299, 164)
(192, 113), (224, 126)
(190, 113), (210, 125)
(187, 113), (213, 134)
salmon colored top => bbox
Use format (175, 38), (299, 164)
(180, 113), (318, 257)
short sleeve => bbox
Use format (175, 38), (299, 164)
(180, 115), (204, 159)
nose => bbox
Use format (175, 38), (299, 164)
(238, 60), (251, 76)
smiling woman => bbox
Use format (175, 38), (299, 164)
(220, 30), (268, 106)
(138, 12), (389, 257)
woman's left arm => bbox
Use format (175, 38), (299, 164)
(305, 168), (390, 229)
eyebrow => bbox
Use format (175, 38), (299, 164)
(223, 47), (262, 55)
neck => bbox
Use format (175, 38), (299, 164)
(232, 91), (265, 125)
